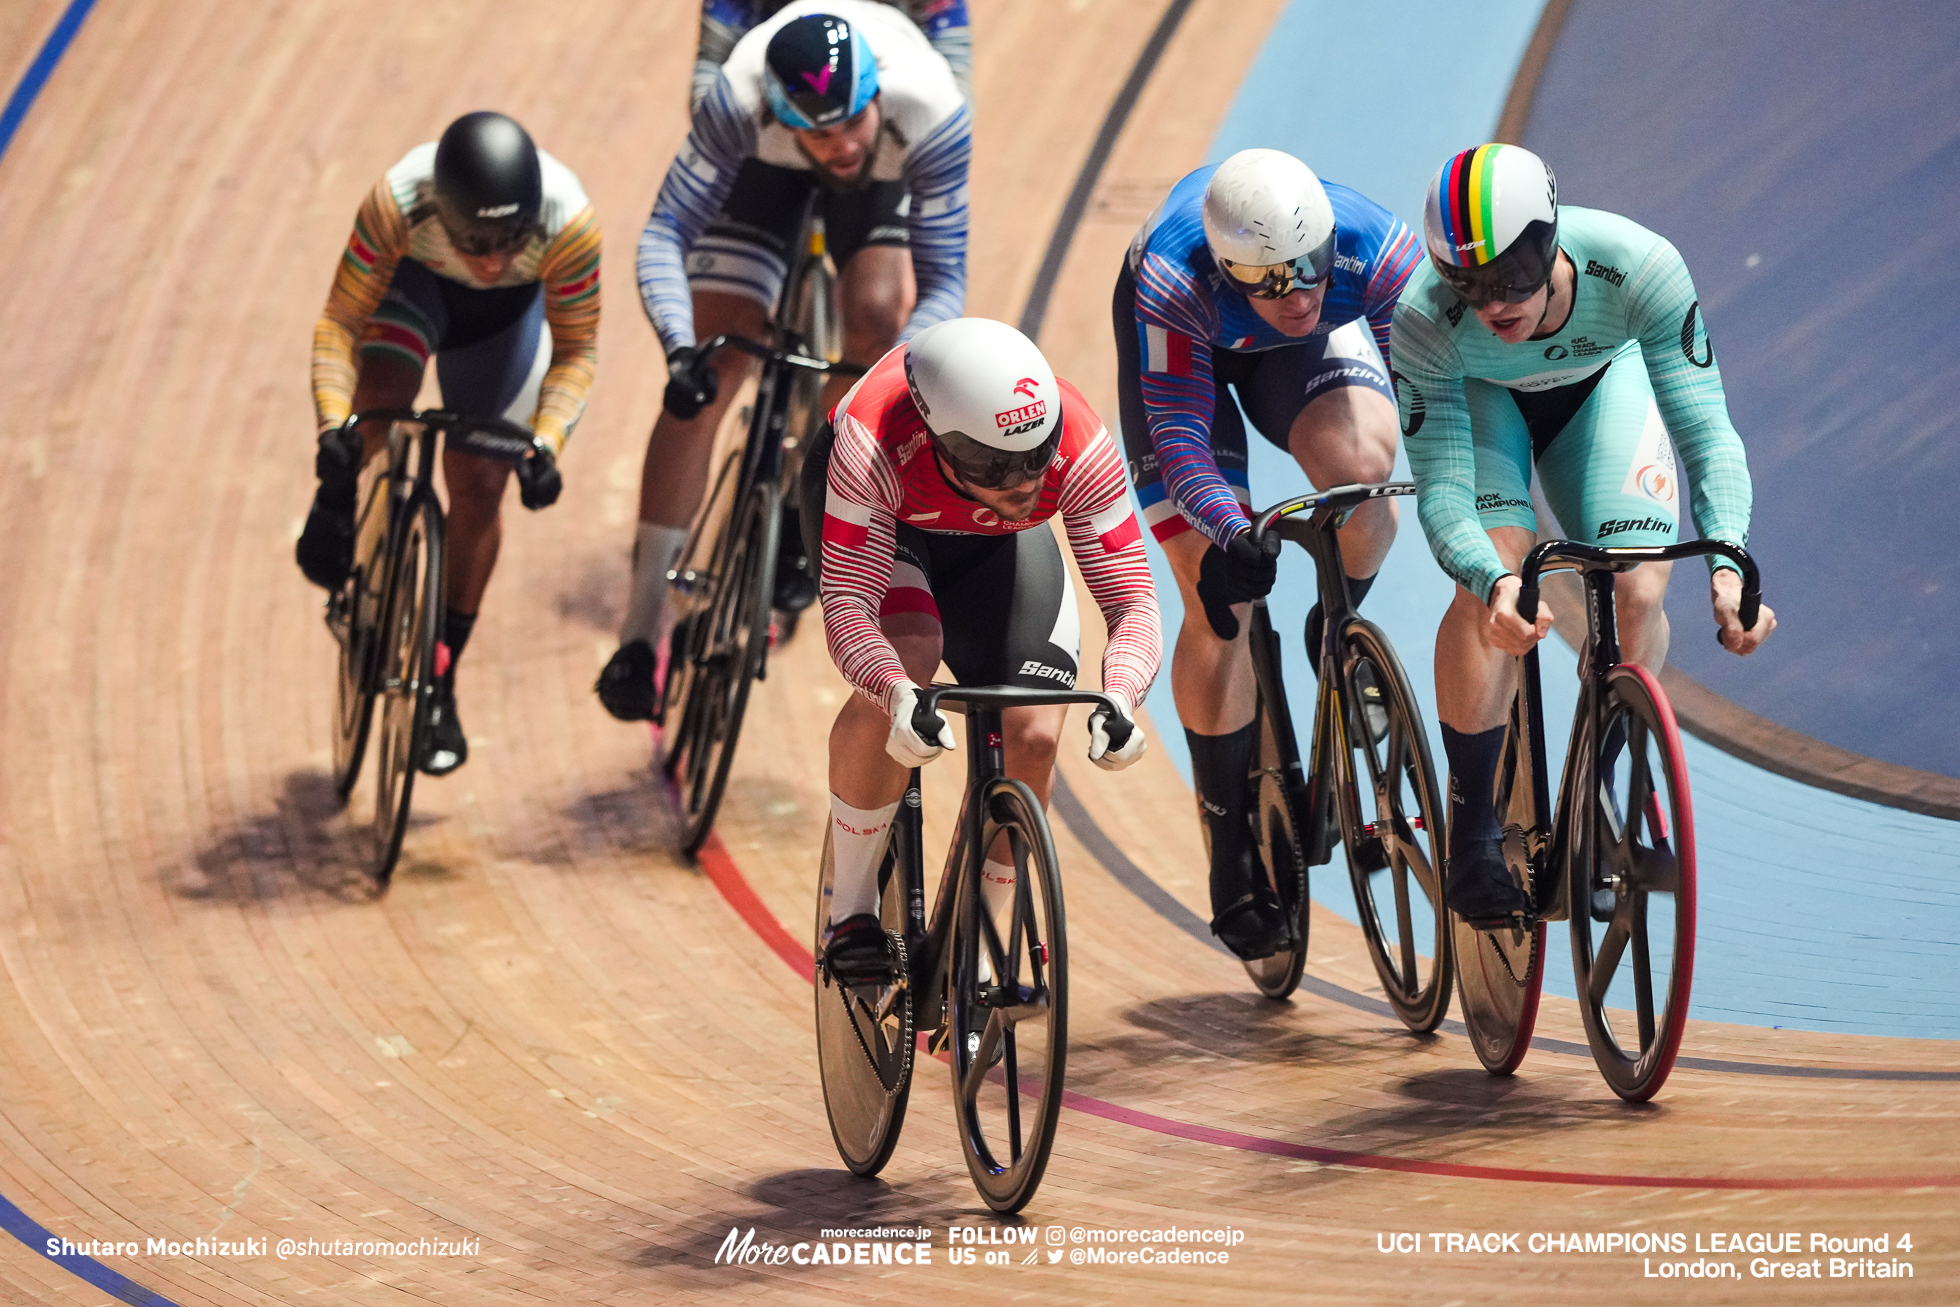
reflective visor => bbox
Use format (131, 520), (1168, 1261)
(1216, 230), (1336, 300)
(931, 423), (1062, 490)
(436, 200), (536, 256)
(1436, 220), (1557, 308)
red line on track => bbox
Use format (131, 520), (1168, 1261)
(689, 815), (1960, 1191)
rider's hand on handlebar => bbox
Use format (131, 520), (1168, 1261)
(1194, 529), (1281, 641)
(1087, 692), (1146, 772)
(314, 422), (364, 491)
(663, 346), (719, 421)
(1712, 568), (1775, 655)
(1487, 575), (1554, 656)
(516, 441), (562, 510)
(886, 682), (953, 768)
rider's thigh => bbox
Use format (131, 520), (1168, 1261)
(1532, 360), (1680, 550)
(440, 447), (514, 516)
(1001, 703), (1066, 765)
(434, 286), (549, 423)
(836, 244), (914, 351)
(934, 529), (1080, 692)
(1285, 383), (1397, 488)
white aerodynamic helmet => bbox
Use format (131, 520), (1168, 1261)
(1201, 148), (1337, 298)
(902, 318), (1063, 488)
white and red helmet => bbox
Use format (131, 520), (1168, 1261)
(903, 318), (1062, 488)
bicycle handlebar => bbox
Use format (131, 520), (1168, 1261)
(340, 408), (544, 463)
(1517, 538), (1761, 631)
(1247, 481), (1418, 549)
(913, 684), (1135, 753)
(693, 333), (867, 381)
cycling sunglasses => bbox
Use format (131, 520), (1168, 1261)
(933, 425), (1062, 491)
(443, 218), (538, 258)
(1216, 230), (1336, 300)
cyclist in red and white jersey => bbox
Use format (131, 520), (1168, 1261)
(802, 318), (1161, 977)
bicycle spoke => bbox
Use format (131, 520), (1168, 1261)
(1587, 911), (1631, 1008)
(1631, 898), (1657, 1048)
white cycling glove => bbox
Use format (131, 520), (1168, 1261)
(1087, 692), (1146, 772)
(886, 682), (953, 768)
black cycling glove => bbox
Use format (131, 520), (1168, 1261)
(1195, 528), (1280, 641)
(314, 422), (364, 494)
(517, 443), (562, 510)
(662, 346), (718, 421)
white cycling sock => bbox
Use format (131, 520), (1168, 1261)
(977, 858), (1017, 984)
(619, 522), (689, 647)
(826, 795), (900, 926)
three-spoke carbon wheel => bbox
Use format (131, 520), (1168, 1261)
(814, 828), (915, 1175)
(949, 780), (1067, 1214)
(1572, 664), (1696, 1102)
(370, 496), (441, 889)
(1242, 691), (1309, 1000)
(329, 477), (390, 800)
(664, 476), (779, 856)
(1338, 619), (1452, 1032)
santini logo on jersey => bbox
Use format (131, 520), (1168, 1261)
(1597, 515), (1673, 539)
(1018, 660), (1075, 686)
(1584, 259), (1627, 287)
(996, 399), (1048, 428)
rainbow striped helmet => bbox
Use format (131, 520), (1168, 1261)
(1423, 144), (1559, 308)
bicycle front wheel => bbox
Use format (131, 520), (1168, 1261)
(1572, 664), (1696, 1102)
(329, 474), (391, 800)
(370, 497), (441, 889)
(663, 478), (778, 856)
(950, 780), (1067, 1214)
(1338, 619), (1452, 1032)
(813, 826), (915, 1175)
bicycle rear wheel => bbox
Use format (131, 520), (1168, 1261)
(1451, 716), (1546, 1074)
(663, 478), (779, 856)
(1572, 664), (1696, 1101)
(329, 475), (391, 800)
(1241, 684), (1309, 1000)
(370, 497), (441, 889)
(813, 826), (915, 1175)
(950, 780), (1067, 1214)
(1338, 619), (1452, 1032)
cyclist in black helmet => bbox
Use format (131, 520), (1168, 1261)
(299, 111), (602, 776)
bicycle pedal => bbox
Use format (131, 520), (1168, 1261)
(926, 1022), (954, 1055)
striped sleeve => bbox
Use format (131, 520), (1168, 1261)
(910, 0), (973, 102)
(690, 1), (751, 112)
(1133, 253), (1243, 548)
(818, 418), (912, 711)
(532, 204), (603, 451)
(1056, 424), (1163, 706)
(636, 80), (756, 356)
(1625, 237), (1752, 575)
(1361, 221), (1424, 370)
(310, 178), (409, 429)
(898, 103), (972, 340)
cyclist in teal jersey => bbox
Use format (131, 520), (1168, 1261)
(1393, 144), (1777, 921)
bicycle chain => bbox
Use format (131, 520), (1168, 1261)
(830, 931), (913, 1097)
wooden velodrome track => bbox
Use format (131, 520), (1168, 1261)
(1, 0), (1956, 1302)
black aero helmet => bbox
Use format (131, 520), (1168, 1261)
(764, 14), (879, 130)
(433, 111), (543, 255)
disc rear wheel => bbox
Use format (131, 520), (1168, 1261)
(814, 825), (915, 1175)
(1573, 665), (1696, 1101)
(1450, 711), (1546, 1074)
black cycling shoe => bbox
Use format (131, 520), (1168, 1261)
(1210, 890), (1290, 961)
(1444, 836), (1530, 925)
(823, 912), (896, 985)
(296, 492), (355, 590)
(420, 684), (467, 776)
(773, 556), (819, 613)
(595, 640), (658, 722)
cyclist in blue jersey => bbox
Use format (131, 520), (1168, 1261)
(1393, 144), (1776, 923)
(1114, 149), (1423, 959)
(692, 0), (971, 108)
(599, 1), (971, 721)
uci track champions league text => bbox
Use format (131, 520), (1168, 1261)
(713, 1223), (1247, 1273)
(1374, 1227), (1918, 1282)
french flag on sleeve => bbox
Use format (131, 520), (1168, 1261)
(1141, 324), (1194, 376)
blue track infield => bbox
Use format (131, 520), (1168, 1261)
(1125, 0), (1960, 1039)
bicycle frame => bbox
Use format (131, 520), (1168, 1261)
(1515, 538), (1761, 922)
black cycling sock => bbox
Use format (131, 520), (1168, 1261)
(1441, 724), (1506, 858)
(1187, 723), (1257, 914)
(1304, 572), (1378, 672)
(439, 608), (478, 691)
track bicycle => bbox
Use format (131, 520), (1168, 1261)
(813, 685), (1136, 1214)
(1451, 537), (1762, 1101)
(658, 208), (854, 856)
(325, 409), (543, 889)
(1234, 483), (1452, 1030)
